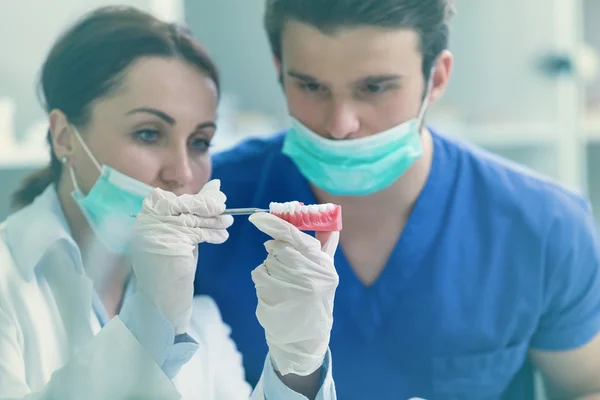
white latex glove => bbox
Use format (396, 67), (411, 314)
(130, 179), (233, 334)
(249, 212), (340, 376)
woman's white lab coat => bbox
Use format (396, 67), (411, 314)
(0, 187), (334, 400)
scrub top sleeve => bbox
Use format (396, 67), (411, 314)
(530, 199), (600, 351)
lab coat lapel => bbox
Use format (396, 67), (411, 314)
(42, 246), (94, 354)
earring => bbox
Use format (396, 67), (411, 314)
(60, 156), (67, 164)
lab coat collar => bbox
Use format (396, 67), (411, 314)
(4, 185), (81, 281)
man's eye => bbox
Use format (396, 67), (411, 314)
(363, 84), (388, 94)
(300, 82), (324, 92)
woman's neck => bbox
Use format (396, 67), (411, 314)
(56, 176), (131, 318)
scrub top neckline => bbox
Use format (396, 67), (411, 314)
(276, 130), (454, 337)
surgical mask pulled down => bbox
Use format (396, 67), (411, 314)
(68, 127), (153, 255)
(283, 73), (434, 196)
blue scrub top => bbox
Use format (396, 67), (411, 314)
(196, 129), (600, 399)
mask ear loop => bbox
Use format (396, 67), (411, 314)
(60, 154), (82, 193)
(71, 125), (103, 173)
(65, 158), (82, 194)
(417, 67), (436, 127)
(66, 125), (103, 194)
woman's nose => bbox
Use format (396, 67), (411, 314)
(160, 147), (194, 191)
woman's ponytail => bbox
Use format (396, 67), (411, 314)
(10, 130), (62, 210)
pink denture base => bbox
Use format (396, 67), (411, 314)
(271, 204), (342, 232)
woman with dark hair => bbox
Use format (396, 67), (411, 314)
(0, 6), (338, 400)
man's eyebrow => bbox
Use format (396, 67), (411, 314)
(356, 74), (404, 85)
(287, 70), (319, 82)
(287, 70), (403, 85)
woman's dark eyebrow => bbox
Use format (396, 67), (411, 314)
(127, 108), (216, 131)
(127, 107), (176, 125)
(196, 121), (217, 131)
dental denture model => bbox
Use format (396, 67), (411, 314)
(269, 201), (342, 231)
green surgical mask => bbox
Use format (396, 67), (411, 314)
(283, 73), (433, 196)
(68, 127), (153, 255)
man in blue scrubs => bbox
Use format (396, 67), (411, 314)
(196, 0), (600, 398)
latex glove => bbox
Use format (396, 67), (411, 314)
(249, 212), (340, 376)
(130, 179), (233, 334)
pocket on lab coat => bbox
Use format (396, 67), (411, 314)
(432, 341), (528, 399)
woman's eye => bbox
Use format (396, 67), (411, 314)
(134, 129), (160, 143)
(190, 137), (211, 153)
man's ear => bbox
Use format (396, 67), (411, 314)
(49, 109), (75, 160)
(273, 56), (281, 75)
(273, 56), (284, 87)
(429, 50), (453, 104)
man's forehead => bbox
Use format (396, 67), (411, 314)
(281, 20), (422, 83)
(281, 19), (420, 54)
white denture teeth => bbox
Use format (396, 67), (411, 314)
(270, 201), (335, 214)
(289, 201), (301, 214)
(269, 201), (302, 214)
(291, 201), (302, 214)
(269, 202), (280, 213)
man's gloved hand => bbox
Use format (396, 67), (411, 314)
(249, 212), (340, 377)
(130, 179), (233, 335)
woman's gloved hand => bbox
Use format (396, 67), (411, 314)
(130, 179), (233, 335)
(249, 212), (340, 377)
